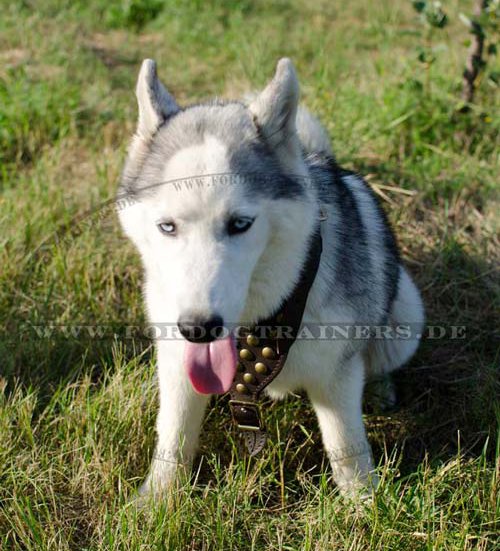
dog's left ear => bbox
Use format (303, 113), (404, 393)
(249, 58), (301, 158)
(136, 59), (179, 139)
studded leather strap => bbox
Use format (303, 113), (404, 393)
(229, 226), (323, 455)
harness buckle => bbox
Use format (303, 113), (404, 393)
(229, 400), (263, 432)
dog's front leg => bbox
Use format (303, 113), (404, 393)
(308, 354), (378, 498)
(139, 343), (209, 498)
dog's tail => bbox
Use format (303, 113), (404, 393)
(296, 105), (332, 156)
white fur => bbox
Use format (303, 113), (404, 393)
(119, 58), (425, 500)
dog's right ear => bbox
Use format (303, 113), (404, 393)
(136, 59), (179, 139)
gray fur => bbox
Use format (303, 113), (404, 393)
(120, 101), (307, 201)
(307, 154), (400, 324)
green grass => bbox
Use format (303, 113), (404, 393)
(0, 0), (499, 549)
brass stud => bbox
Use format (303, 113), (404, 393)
(246, 334), (259, 347)
(255, 362), (268, 374)
(236, 383), (247, 394)
(262, 347), (275, 359)
(239, 348), (254, 361)
(243, 373), (255, 384)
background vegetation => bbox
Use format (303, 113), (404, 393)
(0, 0), (498, 549)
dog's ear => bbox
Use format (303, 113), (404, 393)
(136, 59), (179, 139)
(249, 58), (300, 153)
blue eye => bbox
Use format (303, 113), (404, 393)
(227, 217), (254, 236)
(157, 221), (176, 236)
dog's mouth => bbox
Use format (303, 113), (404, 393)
(183, 335), (237, 394)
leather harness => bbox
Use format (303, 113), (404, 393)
(229, 223), (323, 455)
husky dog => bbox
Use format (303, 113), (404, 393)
(118, 58), (424, 498)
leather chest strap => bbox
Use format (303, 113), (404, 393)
(229, 226), (323, 455)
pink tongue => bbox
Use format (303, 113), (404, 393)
(184, 335), (237, 394)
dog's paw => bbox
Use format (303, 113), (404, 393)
(336, 471), (378, 501)
(127, 489), (150, 510)
(330, 449), (379, 503)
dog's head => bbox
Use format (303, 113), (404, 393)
(118, 58), (317, 393)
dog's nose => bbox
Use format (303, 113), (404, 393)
(177, 313), (224, 343)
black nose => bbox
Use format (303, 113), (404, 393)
(177, 313), (224, 343)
